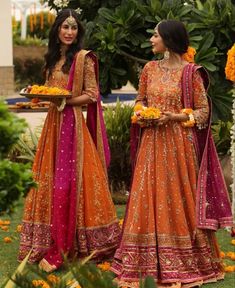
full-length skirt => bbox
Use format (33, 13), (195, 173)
(19, 105), (120, 264)
(111, 123), (223, 287)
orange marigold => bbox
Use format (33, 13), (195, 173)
(30, 85), (70, 96)
(47, 274), (60, 284)
(32, 280), (50, 288)
(0, 219), (10, 225)
(16, 224), (22, 233)
(182, 46), (196, 63)
(225, 43), (235, 82)
(119, 219), (124, 227)
(3, 237), (12, 243)
(97, 261), (111, 271)
(220, 251), (225, 258)
(140, 107), (161, 119)
(0, 225), (9, 231)
(134, 103), (145, 112)
(224, 265), (235, 272)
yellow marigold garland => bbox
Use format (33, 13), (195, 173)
(182, 46), (196, 63)
(132, 104), (161, 126)
(180, 108), (195, 128)
(30, 85), (70, 96)
(225, 43), (235, 82)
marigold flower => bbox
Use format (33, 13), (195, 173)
(131, 114), (138, 123)
(30, 85), (70, 96)
(0, 219), (10, 225)
(47, 274), (60, 283)
(139, 107), (161, 119)
(182, 46), (196, 63)
(225, 43), (235, 82)
(224, 265), (235, 272)
(231, 239), (235, 245)
(3, 237), (12, 243)
(134, 104), (144, 112)
(97, 261), (111, 271)
(0, 225), (9, 231)
(220, 251), (225, 258)
(66, 280), (81, 288)
(16, 224), (22, 233)
(32, 280), (50, 288)
(226, 251), (235, 257)
(119, 219), (124, 227)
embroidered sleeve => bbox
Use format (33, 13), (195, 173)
(135, 64), (148, 105)
(82, 56), (99, 102)
(192, 70), (209, 129)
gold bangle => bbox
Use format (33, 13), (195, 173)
(181, 108), (195, 128)
(57, 98), (66, 112)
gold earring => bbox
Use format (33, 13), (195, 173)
(164, 49), (170, 60)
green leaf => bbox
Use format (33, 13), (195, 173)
(5, 249), (32, 288)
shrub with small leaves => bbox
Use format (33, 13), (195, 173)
(0, 101), (35, 213)
(104, 100), (133, 193)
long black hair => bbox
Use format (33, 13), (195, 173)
(44, 9), (85, 79)
(157, 20), (189, 55)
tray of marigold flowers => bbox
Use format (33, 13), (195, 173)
(20, 85), (72, 101)
(131, 104), (161, 127)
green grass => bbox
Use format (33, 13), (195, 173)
(0, 201), (234, 287)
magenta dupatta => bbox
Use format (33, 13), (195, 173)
(43, 50), (111, 268)
(181, 63), (233, 230)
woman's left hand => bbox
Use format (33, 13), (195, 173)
(157, 111), (174, 126)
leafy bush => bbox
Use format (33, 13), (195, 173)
(0, 101), (35, 213)
(0, 160), (35, 213)
(14, 57), (45, 90)
(10, 258), (157, 287)
(211, 121), (233, 155)
(9, 127), (40, 164)
(0, 101), (27, 158)
(104, 101), (133, 193)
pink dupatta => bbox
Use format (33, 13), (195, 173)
(181, 63), (233, 230)
(43, 50), (111, 269)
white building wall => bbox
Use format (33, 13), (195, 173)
(0, 0), (13, 67)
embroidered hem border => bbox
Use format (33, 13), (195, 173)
(111, 244), (223, 284)
(18, 221), (120, 263)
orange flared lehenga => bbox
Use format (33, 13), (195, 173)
(111, 61), (225, 287)
(18, 51), (120, 267)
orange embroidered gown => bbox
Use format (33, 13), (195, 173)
(18, 52), (120, 265)
(111, 61), (223, 287)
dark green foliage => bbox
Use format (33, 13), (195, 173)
(211, 121), (233, 155)
(0, 160), (35, 213)
(0, 101), (35, 213)
(43, 0), (234, 121)
(10, 260), (158, 287)
(104, 101), (133, 193)
(14, 57), (45, 90)
(0, 101), (27, 158)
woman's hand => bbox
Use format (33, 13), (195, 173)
(157, 111), (189, 126)
(156, 111), (175, 126)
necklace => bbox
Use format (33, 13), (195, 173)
(159, 59), (185, 70)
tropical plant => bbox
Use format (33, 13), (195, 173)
(8, 258), (157, 288)
(10, 127), (40, 164)
(211, 121), (233, 155)
(104, 101), (133, 192)
(0, 101), (35, 213)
